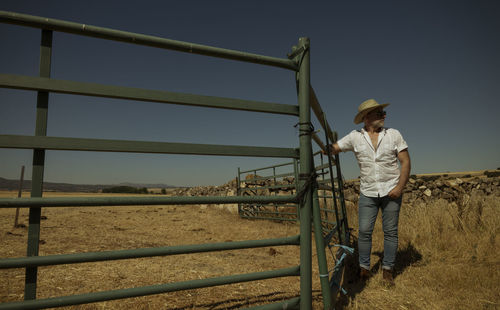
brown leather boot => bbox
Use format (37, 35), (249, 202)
(360, 268), (371, 281)
(383, 268), (395, 286)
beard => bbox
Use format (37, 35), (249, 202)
(373, 119), (385, 129)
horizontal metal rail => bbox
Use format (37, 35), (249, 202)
(239, 215), (297, 222)
(239, 208), (297, 215)
(0, 195), (297, 208)
(0, 235), (300, 268)
(242, 172), (295, 183)
(239, 184), (295, 191)
(247, 297), (300, 310)
(252, 211), (298, 217)
(319, 208), (338, 214)
(0, 11), (297, 71)
(0, 135), (299, 158)
(315, 163), (333, 171)
(317, 184), (339, 192)
(317, 195), (334, 199)
(239, 161), (295, 174)
(240, 203), (297, 208)
(0, 74), (299, 116)
(0, 266), (300, 310)
(321, 219), (339, 227)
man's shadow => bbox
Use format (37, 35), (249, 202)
(335, 237), (422, 309)
(372, 241), (423, 278)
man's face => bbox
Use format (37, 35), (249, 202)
(364, 108), (386, 129)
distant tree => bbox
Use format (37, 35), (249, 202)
(102, 186), (149, 194)
(161, 188), (167, 195)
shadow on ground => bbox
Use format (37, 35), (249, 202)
(335, 236), (423, 309)
(169, 290), (323, 309)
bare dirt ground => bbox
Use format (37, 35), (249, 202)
(1, 190), (499, 309)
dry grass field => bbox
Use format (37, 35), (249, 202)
(1, 190), (499, 309)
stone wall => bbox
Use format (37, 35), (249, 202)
(172, 171), (500, 209)
(342, 172), (500, 205)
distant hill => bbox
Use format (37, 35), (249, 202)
(117, 182), (177, 189)
(0, 177), (176, 193)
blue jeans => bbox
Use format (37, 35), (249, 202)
(358, 193), (402, 271)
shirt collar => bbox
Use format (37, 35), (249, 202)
(360, 127), (387, 134)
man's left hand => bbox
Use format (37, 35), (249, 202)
(388, 186), (403, 199)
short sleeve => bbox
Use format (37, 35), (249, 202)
(392, 129), (408, 153)
(337, 130), (356, 152)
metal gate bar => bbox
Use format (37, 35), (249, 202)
(0, 10), (335, 309)
(0, 267), (300, 310)
(0, 11), (297, 71)
(0, 135), (298, 158)
(0, 235), (299, 269)
(0, 194), (297, 208)
(0, 74), (298, 116)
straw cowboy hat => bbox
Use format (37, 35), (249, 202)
(354, 99), (390, 124)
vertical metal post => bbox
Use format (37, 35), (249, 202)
(296, 36), (312, 309)
(312, 180), (333, 309)
(272, 166), (277, 212)
(14, 165), (25, 227)
(320, 153), (329, 220)
(324, 115), (343, 245)
(293, 158), (300, 219)
(237, 167), (242, 215)
(334, 155), (349, 242)
(25, 29), (52, 300)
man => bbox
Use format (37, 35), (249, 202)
(328, 98), (411, 285)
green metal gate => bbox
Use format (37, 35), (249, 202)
(236, 108), (352, 308)
(0, 10), (350, 310)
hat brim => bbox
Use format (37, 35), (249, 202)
(353, 103), (390, 124)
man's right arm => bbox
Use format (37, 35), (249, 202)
(322, 143), (342, 156)
(329, 143), (342, 155)
(324, 131), (353, 155)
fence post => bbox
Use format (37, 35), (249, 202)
(14, 165), (25, 227)
(25, 29), (52, 300)
(296, 36), (312, 309)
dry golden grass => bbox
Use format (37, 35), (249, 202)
(0, 191), (320, 309)
(1, 190), (499, 309)
(340, 193), (500, 310)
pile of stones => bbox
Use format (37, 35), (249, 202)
(342, 171), (500, 205)
(172, 170), (500, 207)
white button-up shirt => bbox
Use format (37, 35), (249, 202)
(337, 127), (408, 197)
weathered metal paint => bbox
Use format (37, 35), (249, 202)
(0, 195), (297, 208)
(334, 154), (350, 241)
(25, 29), (52, 300)
(0, 267), (300, 310)
(296, 37), (313, 309)
(0, 235), (300, 268)
(312, 184), (334, 310)
(0, 134), (299, 158)
(0, 74), (299, 116)
(0, 10), (297, 71)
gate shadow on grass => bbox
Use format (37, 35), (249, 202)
(168, 292), (289, 310)
(335, 237), (423, 309)
(169, 291), (322, 310)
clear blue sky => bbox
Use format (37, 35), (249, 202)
(1, 0), (499, 187)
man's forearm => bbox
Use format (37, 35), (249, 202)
(397, 159), (411, 189)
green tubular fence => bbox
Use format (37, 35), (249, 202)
(237, 160), (300, 221)
(236, 93), (352, 309)
(0, 10), (349, 310)
(236, 153), (340, 223)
